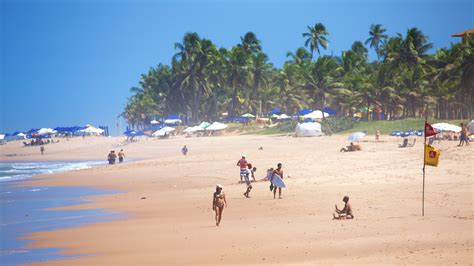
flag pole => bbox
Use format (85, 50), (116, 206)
(422, 114), (427, 216)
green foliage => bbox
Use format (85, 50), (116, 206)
(123, 25), (473, 129)
(320, 117), (354, 134)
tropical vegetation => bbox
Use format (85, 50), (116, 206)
(123, 23), (473, 129)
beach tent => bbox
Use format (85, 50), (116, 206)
(198, 121), (211, 129)
(150, 119), (160, 124)
(164, 119), (182, 125)
(468, 120), (474, 134)
(322, 107), (337, 116)
(270, 108), (282, 115)
(80, 125), (105, 135)
(184, 126), (204, 133)
(278, 114), (290, 119)
(0, 134), (5, 140)
(295, 122), (323, 137)
(152, 126), (175, 137)
(432, 123), (461, 133)
(206, 122), (228, 131)
(303, 110), (330, 119)
(37, 128), (56, 135)
(297, 108), (312, 116)
(241, 113), (255, 118)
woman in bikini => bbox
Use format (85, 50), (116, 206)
(212, 184), (227, 226)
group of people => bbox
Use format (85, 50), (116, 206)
(107, 149), (125, 165)
(212, 154), (351, 226)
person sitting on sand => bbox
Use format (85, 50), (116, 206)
(399, 138), (416, 148)
(107, 150), (117, 165)
(182, 145), (188, 155)
(340, 142), (361, 152)
(271, 163), (284, 199)
(333, 196), (354, 220)
(212, 184), (227, 226)
(118, 149), (125, 163)
(236, 155), (249, 183)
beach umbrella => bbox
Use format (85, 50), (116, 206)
(270, 108), (282, 115)
(206, 122), (228, 131)
(278, 114), (290, 119)
(150, 119), (160, 124)
(322, 107), (337, 116)
(297, 108), (312, 116)
(348, 132), (366, 142)
(270, 114), (279, 119)
(198, 121), (211, 129)
(303, 110), (330, 119)
(241, 113), (255, 118)
(431, 123), (461, 133)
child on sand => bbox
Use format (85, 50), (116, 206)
(182, 145), (188, 155)
(212, 184), (227, 226)
(243, 165), (257, 198)
(333, 196), (354, 220)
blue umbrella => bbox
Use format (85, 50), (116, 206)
(297, 108), (312, 116)
(348, 132), (366, 142)
(322, 107), (337, 116)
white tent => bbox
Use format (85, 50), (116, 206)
(295, 122), (323, 137)
(150, 120), (160, 124)
(164, 119), (182, 124)
(206, 122), (228, 131)
(468, 120), (474, 134)
(79, 125), (105, 135)
(303, 110), (330, 119)
(278, 114), (290, 119)
(16, 133), (26, 138)
(37, 128), (57, 135)
(184, 126), (204, 133)
(432, 123), (461, 133)
(198, 121), (211, 129)
(152, 126), (175, 137)
(0, 134), (5, 140)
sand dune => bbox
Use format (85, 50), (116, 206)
(1, 134), (472, 265)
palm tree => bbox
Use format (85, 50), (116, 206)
(227, 46), (251, 116)
(365, 24), (388, 61)
(250, 53), (272, 114)
(303, 23), (329, 59)
(239, 32), (262, 55)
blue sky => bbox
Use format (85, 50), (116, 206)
(1, 0), (472, 134)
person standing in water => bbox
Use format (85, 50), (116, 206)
(271, 163), (284, 199)
(182, 145), (188, 155)
(40, 145), (45, 155)
(107, 150), (116, 165)
(333, 196), (354, 220)
(236, 155), (248, 183)
(212, 184), (227, 226)
(118, 149), (125, 163)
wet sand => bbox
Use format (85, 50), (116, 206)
(1, 135), (472, 265)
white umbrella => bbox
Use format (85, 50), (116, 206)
(303, 110), (329, 119)
(432, 123), (461, 133)
(37, 128), (56, 135)
(348, 132), (366, 142)
(206, 122), (228, 131)
(164, 119), (182, 124)
(150, 120), (160, 124)
(80, 126), (104, 134)
(278, 114), (290, 119)
(152, 126), (175, 136)
(241, 113), (255, 118)
(198, 122), (211, 129)
(0, 134), (5, 140)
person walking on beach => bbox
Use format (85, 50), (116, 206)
(333, 195), (354, 220)
(271, 163), (285, 199)
(236, 155), (249, 183)
(182, 145), (188, 156)
(375, 129), (381, 142)
(459, 123), (469, 146)
(40, 145), (45, 155)
(118, 149), (125, 163)
(243, 164), (257, 198)
(107, 150), (117, 165)
(212, 184), (227, 226)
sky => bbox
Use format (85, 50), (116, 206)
(1, 0), (472, 134)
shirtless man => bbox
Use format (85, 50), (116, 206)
(459, 123), (469, 146)
(118, 149), (125, 163)
(212, 184), (227, 226)
(333, 196), (354, 220)
(272, 163), (284, 199)
(375, 129), (381, 142)
(236, 155), (248, 183)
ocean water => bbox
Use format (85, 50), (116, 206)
(0, 161), (122, 266)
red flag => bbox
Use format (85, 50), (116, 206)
(424, 122), (437, 137)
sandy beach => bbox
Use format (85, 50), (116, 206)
(1, 134), (473, 265)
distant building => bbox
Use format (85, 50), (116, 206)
(452, 28), (474, 43)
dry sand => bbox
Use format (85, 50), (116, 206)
(1, 134), (473, 265)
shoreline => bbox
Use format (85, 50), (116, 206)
(0, 134), (472, 265)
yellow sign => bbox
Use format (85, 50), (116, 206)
(425, 144), (440, 167)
